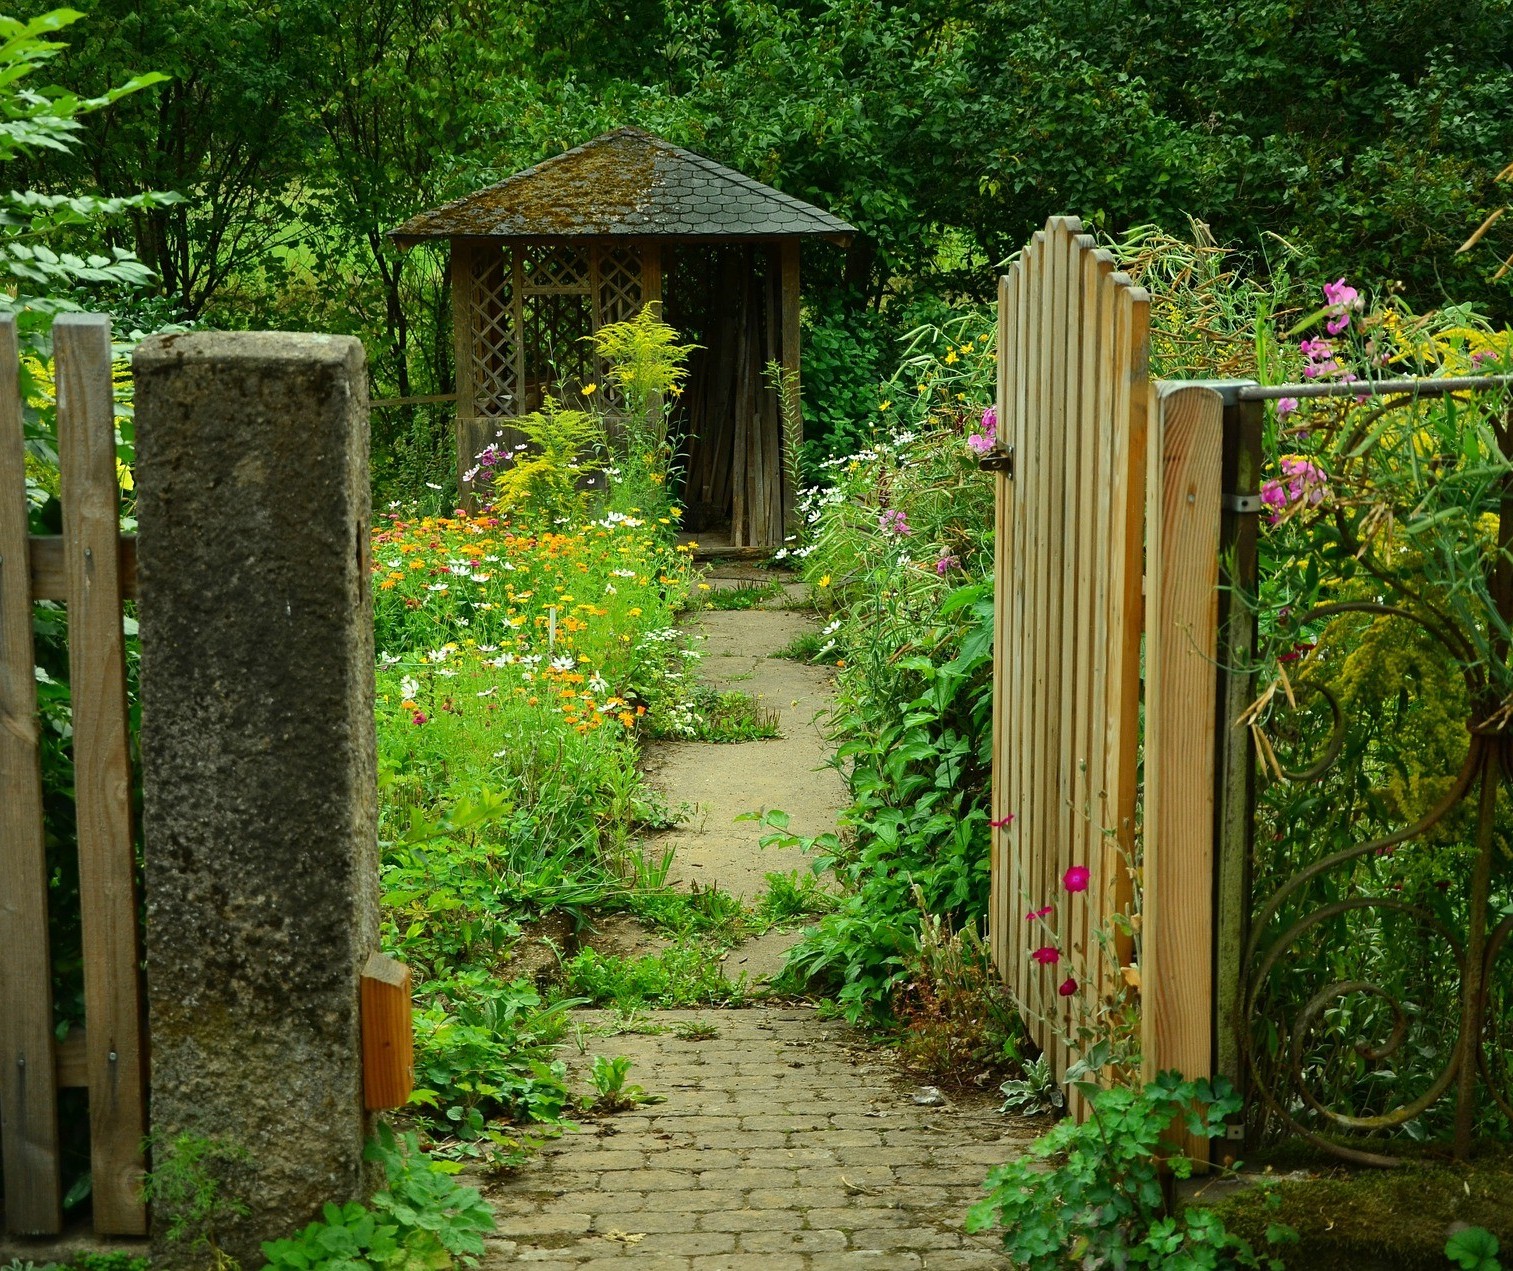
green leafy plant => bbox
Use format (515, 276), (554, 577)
(582, 1055), (662, 1112)
(1448, 1228), (1503, 1271)
(756, 869), (838, 925)
(701, 580), (783, 610)
(966, 1074), (1297, 1269)
(560, 942), (747, 1010)
(141, 1132), (252, 1269)
(488, 395), (604, 527)
(259, 1124), (494, 1270)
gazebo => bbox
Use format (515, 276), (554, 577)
(388, 127), (855, 548)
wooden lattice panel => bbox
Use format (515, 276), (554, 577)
(989, 216), (1149, 1109)
(469, 249), (517, 417)
(524, 244), (589, 291)
(523, 291), (592, 402)
(597, 247), (642, 326)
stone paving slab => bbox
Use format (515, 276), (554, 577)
(478, 1008), (1029, 1268)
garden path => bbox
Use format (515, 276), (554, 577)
(478, 571), (1027, 1268)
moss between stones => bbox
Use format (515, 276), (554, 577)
(1205, 1159), (1513, 1270)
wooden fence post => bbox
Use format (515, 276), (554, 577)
(56, 314), (148, 1236)
(134, 332), (378, 1269)
(1213, 388), (1264, 1140)
(0, 314), (63, 1235)
(1143, 382), (1225, 1167)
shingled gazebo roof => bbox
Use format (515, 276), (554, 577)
(389, 127), (855, 247)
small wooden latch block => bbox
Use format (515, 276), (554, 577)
(360, 952), (413, 1110)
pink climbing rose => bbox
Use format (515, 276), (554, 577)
(1063, 864), (1090, 893)
(1031, 945), (1060, 966)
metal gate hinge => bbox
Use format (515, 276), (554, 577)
(978, 445), (1015, 477)
(1223, 492), (1262, 514)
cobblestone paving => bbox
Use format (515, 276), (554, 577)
(480, 1008), (1032, 1269)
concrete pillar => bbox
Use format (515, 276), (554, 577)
(132, 333), (377, 1268)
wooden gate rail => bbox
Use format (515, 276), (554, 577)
(0, 312), (147, 1236)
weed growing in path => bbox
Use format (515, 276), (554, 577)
(701, 580), (784, 610)
(647, 687), (780, 742)
(561, 944), (748, 1010)
(757, 870), (838, 925)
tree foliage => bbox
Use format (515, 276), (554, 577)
(16, 0), (1513, 461)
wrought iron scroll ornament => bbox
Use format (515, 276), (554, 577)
(1239, 391), (1513, 1166)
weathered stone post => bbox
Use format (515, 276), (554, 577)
(133, 333), (378, 1268)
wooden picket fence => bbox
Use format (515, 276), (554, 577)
(0, 313), (147, 1236)
(987, 217), (1224, 1160)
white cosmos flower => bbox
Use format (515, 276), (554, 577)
(400, 676), (420, 699)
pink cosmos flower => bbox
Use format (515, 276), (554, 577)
(1025, 904), (1053, 921)
(1063, 865), (1090, 893)
(1031, 945), (1060, 966)
(1058, 976), (1079, 997)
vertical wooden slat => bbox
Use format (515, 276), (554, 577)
(1083, 252), (1118, 1075)
(55, 314), (147, 1236)
(450, 241), (476, 500)
(641, 240), (662, 315)
(1054, 226), (1087, 1078)
(511, 245), (526, 413)
(1065, 240), (1102, 1092)
(990, 265), (1017, 975)
(450, 242), (475, 424)
(0, 314), (63, 1234)
(1143, 382), (1223, 1167)
(1027, 230), (1052, 1035)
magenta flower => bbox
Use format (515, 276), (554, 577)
(1063, 865), (1090, 893)
(966, 411), (998, 456)
(1058, 976), (1079, 997)
(1299, 337), (1333, 362)
(1323, 278), (1359, 309)
(935, 553), (960, 575)
(1276, 397), (1299, 419)
(1031, 945), (1060, 966)
(412, 711), (428, 726)
(878, 508), (912, 537)
(1025, 904), (1053, 921)
(1326, 311), (1351, 336)
(989, 813), (1015, 829)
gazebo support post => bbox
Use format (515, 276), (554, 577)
(450, 241), (478, 501)
(779, 239), (801, 531)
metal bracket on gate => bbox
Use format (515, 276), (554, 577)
(1222, 492), (1263, 514)
(977, 445), (1015, 477)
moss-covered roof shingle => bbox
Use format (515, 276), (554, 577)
(389, 127), (855, 245)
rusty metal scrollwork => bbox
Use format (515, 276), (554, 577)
(1242, 556), (1513, 1162)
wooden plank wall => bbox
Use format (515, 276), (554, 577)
(0, 314), (148, 1236)
(988, 217), (1149, 1111)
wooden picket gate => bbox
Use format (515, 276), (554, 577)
(986, 217), (1224, 1158)
(0, 313), (148, 1236)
